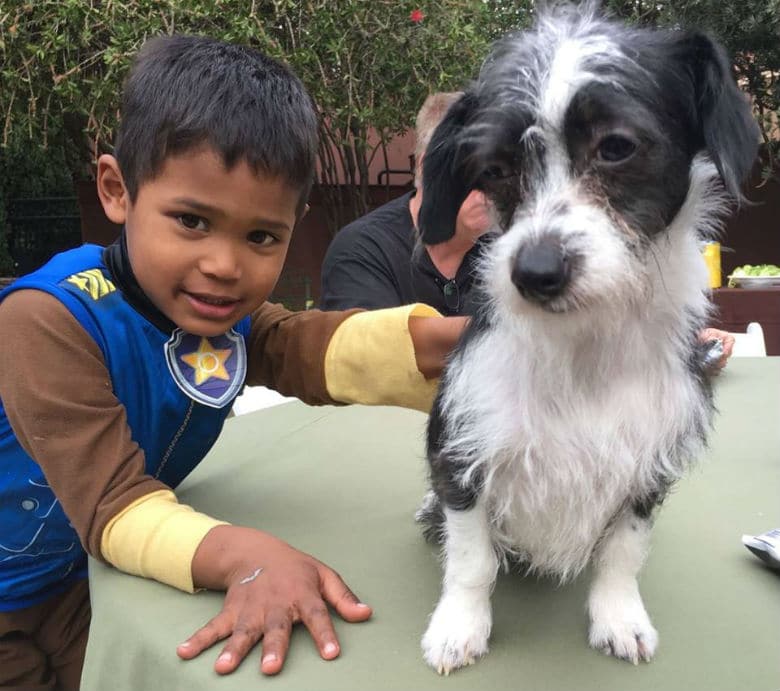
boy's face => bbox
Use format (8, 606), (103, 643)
(99, 146), (300, 336)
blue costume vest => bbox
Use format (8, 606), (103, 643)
(0, 245), (249, 610)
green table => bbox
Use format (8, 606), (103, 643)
(82, 358), (780, 691)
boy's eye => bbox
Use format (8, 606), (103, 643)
(248, 230), (277, 247)
(178, 214), (207, 231)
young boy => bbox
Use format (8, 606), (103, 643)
(0, 35), (464, 689)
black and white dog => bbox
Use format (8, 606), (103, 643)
(416, 3), (759, 675)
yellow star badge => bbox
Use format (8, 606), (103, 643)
(180, 337), (232, 385)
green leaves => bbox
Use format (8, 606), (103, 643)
(0, 0), (524, 155)
(604, 0), (780, 180)
(0, 0), (776, 231)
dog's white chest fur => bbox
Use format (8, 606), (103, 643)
(434, 182), (716, 578)
(443, 324), (702, 578)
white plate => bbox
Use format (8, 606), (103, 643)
(728, 275), (780, 288)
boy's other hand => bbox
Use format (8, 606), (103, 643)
(177, 525), (372, 675)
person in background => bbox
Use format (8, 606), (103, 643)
(320, 93), (735, 367)
(320, 92), (492, 316)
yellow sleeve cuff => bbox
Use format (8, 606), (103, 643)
(100, 489), (228, 593)
(324, 303), (440, 413)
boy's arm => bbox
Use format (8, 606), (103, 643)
(244, 302), (360, 404)
(0, 293), (461, 592)
(0, 290), (219, 590)
(0, 290), (373, 675)
(0, 290), (173, 554)
(247, 302), (466, 412)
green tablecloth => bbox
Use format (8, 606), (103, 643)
(82, 358), (780, 691)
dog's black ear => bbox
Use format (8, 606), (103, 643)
(684, 32), (760, 200)
(419, 92), (479, 245)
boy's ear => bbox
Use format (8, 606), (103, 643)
(96, 154), (130, 224)
(294, 197), (311, 225)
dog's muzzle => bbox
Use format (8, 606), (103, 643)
(511, 237), (571, 302)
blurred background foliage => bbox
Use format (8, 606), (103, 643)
(0, 0), (777, 273)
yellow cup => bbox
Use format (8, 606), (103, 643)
(702, 242), (721, 289)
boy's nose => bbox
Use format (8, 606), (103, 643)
(199, 243), (242, 281)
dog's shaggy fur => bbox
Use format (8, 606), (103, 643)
(415, 3), (759, 674)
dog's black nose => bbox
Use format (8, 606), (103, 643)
(511, 239), (570, 299)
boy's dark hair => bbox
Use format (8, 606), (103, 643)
(114, 35), (319, 207)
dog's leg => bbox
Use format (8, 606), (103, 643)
(421, 499), (498, 674)
(587, 509), (658, 664)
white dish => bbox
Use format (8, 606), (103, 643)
(728, 275), (780, 289)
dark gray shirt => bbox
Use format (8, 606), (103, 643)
(320, 192), (487, 316)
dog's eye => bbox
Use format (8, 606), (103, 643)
(596, 135), (637, 163)
(481, 164), (513, 182)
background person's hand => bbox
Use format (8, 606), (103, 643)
(699, 328), (735, 371)
(177, 525), (372, 675)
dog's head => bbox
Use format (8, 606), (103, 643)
(420, 5), (759, 315)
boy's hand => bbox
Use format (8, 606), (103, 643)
(409, 315), (469, 379)
(176, 525), (372, 675)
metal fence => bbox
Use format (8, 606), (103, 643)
(4, 197), (82, 275)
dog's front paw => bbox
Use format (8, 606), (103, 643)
(421, 593), (492, 675)
(588, 605), (658, 664)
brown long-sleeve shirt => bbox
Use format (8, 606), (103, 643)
(0, 289), (358, 563)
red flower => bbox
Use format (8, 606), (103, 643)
(410, 8), (424, 23)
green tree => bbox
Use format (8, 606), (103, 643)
(669, 0), (780, 178)
(605, 0), (780, 178)
(265, 1), (531, 228)
(0, 1), (528, 235)
(0, 0), (776, 255)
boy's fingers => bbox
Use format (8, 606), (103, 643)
(260, 610), (293, 675)
(214, 617), (264, 675)
(320, 569), (373, 622)
(177, 612), (233, 659)
(298, 597), (341, 660)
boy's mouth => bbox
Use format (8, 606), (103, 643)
(190, 293), (237, 306)
(184, 291), (241, 320)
